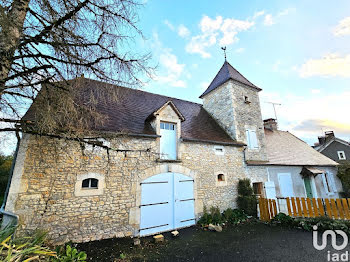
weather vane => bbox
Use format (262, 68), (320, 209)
(221, 46), (227, 61)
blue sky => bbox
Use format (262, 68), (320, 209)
(136, 0), (350, 145)
(1, 0), (350, 155)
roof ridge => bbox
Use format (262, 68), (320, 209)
(83, 78), (202, 106)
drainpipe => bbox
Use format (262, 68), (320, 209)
(0, 135), (21, 227)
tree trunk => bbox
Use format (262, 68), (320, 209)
(0, 0), (30, 96)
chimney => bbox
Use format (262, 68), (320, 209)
(263, 118), (278, 131)
(318, 131), (335, 145)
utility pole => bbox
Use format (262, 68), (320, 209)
(265, 102), (281, 121)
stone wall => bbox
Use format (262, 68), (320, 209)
(6, 134), (267, 244)
(202, 79), (268, 162)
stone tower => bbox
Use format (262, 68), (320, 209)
(200, 61), (268, 162)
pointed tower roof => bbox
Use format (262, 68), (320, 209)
(200, 61), (261, 98)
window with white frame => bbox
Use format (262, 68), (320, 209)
(321, 172), (337, 195)
(245, 129), (259, 149)
(338, 151), (346, 160)
(214, 145), (225, 155)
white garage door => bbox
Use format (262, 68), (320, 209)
(140, 173), (195, 236)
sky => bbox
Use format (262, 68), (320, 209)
(1, 0), (350, 155)
(135, 0), (350, 146)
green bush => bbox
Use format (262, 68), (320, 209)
(197, 207), (249, 227)
(271, 213), (295, 227)
(197, 206), (213, 226)
(52, 244), (87, 262)
(210, 206), (223, 225)
(271, 213), (350, 234)
(222, 208), (248, 224)
(237, 179), (257, 217)
(337, 161), (350, 197)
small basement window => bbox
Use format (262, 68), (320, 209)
(82, 178), (99, 189)
(338, 151), (346, 160)
(217, 174), (225, 182)
(214, 145), (225, 155)
(253, 182), (263, 197)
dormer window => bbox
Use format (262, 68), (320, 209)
(82, 178), (98, 189)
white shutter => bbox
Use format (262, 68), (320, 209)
(245, 129), (251, 148)
(328, 172), (337, 193)
(321, 173), (330, 194)
(250, 130), (259, 149)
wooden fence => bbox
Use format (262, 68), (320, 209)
(258, 197), (350, 221)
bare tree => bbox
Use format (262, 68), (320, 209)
(0, 0), (152, 145)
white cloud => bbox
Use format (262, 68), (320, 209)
(235, 47), (245, 53)
(299, 53), (350, 78)
(178, 24), (190, 38)
(164, 20), (175, 31)
(334, 17), (350, 37)
(253, 10), (265, 19)
(264, 14), (275, 26)
(185, 15), (254, 58)
(151, 33), (187, 88)
(263, 8), (295, 27)
(311, 89), (321, 94)
(260, 90), (350, 144)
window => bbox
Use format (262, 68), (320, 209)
(253, 182), (263, 197)
(321, 172), (337, 195)
(160, 122), (177, 160)
(217, 174), (225, 182)
(244, 96), (251, 104)
(245, 129), (259, 149)
(214, 146), (225, 155)
(160, 122), (175, 130)
(338, 151), (346, 160)
(82, 178), (99, 189)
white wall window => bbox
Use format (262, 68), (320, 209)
(215, 172), (227, 186)
(321, 172), (337, 195)
(245, 129), (259, 149)
(160, 121), (177, 160)
(338, 151), (346, 160)
(75, 173), (105, 196)
(214, 145), (225, 155)
(82, 178), (98, 189)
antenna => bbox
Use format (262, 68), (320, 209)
(265, 102), (281, 121)
(221, 46), (227, 61)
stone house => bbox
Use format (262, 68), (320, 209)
(256, 119), (341, 213)
(2, 61), (338, 243)
(314, 131), (350, 163)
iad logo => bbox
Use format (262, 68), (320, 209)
(313, 225), (349, 261)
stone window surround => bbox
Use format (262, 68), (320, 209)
(75, 173), (105, 197)
(215, 171), (228, 187)
(213, 145), (225, 155)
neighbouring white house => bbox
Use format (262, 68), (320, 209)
(250, 118), (341, 213)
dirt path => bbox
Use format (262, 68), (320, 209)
(77, 221), (348, 262)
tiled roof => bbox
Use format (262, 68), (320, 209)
(200, 61), (261, 98)
(264, 129), (338, 166)
(23, 78), (244, 146)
